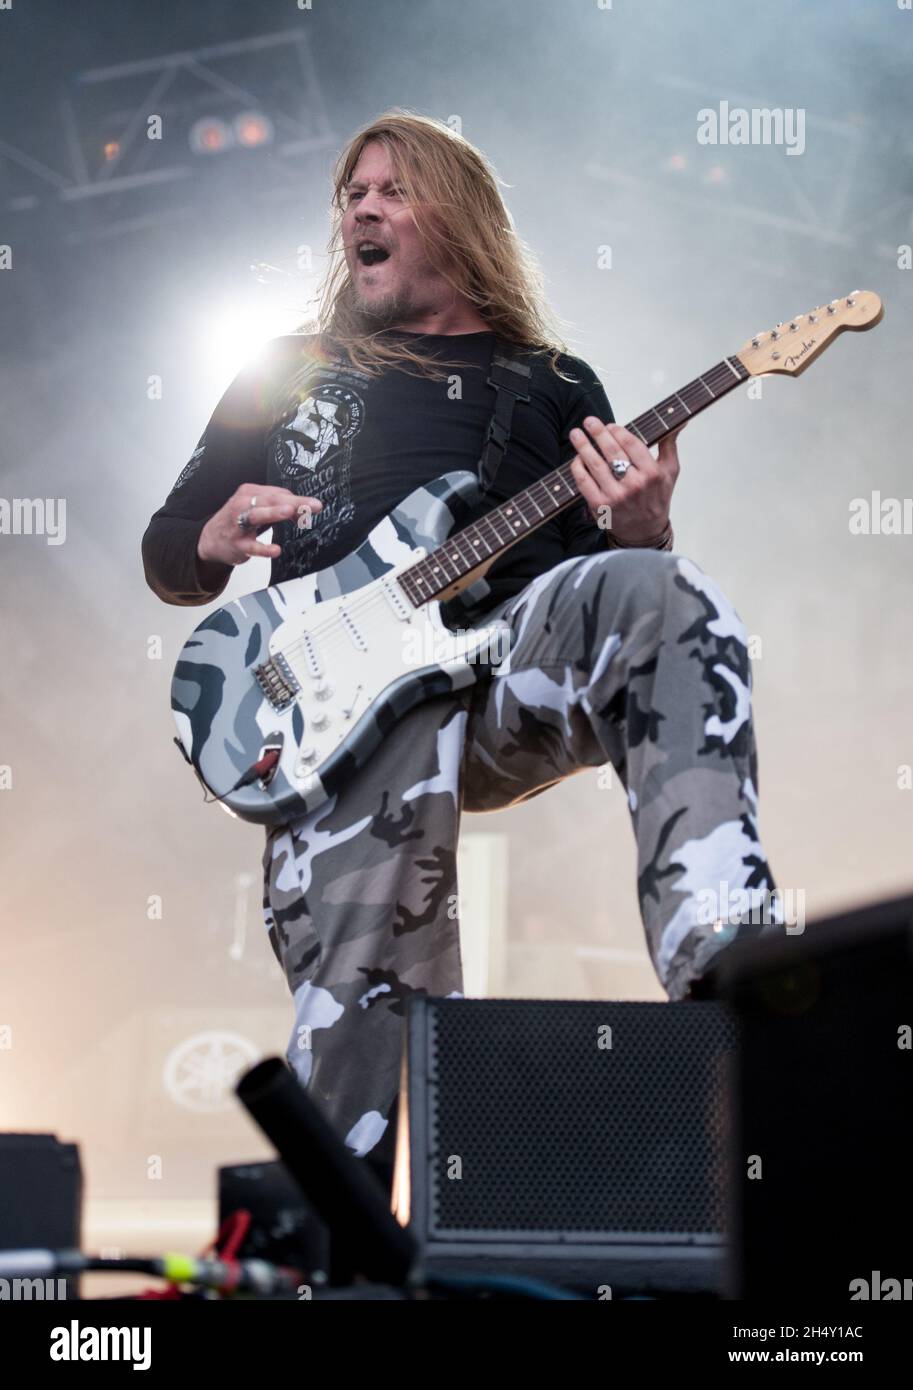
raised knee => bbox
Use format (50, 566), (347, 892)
(607, 546), (679, 580)
(582, 545), (681, 599)
(584, 550), (746, 639)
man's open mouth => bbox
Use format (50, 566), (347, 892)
(356, 240), (391, 267)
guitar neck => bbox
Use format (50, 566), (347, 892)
(398, 353), (750, 608)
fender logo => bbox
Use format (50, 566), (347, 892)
(784, 337), (816, 368)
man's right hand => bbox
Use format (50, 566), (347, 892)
(197, 485), (323, 567)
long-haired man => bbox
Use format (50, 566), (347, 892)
(143, 111), (780, 1184)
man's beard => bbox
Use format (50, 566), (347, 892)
(351, 277), (416, 331)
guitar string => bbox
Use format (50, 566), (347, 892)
(267, 416), (668, 666)
(268, 428), (666, 669)
(267, 471), (583, 661)
(271, 578), (487, 683)
(252, 366), (753, 732)
(270, 506), (544, 669)
(256, 362), (745, 670)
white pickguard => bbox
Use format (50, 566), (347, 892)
(256, 559), (509, 798)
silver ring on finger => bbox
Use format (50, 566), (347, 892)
(610, 458), (632, 480)
(236, 510), (254, 532)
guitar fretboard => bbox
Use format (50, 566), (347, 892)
(397, 354), (749, 607)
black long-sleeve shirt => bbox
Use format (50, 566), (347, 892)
(141, 329), (615, 616)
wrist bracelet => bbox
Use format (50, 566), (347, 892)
(605, 521), (674, 552)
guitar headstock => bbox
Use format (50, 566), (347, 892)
(735, 291), (884, 378)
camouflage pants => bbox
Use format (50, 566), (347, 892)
(262, 548), (777, 1165)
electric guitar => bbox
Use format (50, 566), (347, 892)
(171, 291), (883, 827)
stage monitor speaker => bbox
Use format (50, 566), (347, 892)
(396, 998), (737, 1297)
(0, 1133), (83, 1299)
(722, 893), (913, 1301)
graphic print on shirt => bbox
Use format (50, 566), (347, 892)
(268, 362), (367, 578)
(171, 442), (206, 491)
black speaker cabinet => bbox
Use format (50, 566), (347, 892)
(0, 1133), (83, 1299)
(723, 893), (913, 1301)
(395, 998), (737, 1297)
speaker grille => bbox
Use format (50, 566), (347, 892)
(423, 1000), (736, 1237)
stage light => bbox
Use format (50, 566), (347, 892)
(667, 153), (687, 171)
(103, 141), (120, 162)
(199, 299), (305, 391)
(189, 117), (232, 156)
(234, 111), (274, 149)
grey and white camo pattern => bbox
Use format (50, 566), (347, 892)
(262, 543), (781, 1172)
(171, 470), (492, 824)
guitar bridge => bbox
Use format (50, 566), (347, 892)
(253, 653), (300, 711)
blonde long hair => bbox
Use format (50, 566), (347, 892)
(305, 110), (572, 380)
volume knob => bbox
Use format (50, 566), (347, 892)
(311, 711), (330, 731)
(313, 680), (334, 701)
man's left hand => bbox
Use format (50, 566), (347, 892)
(569, 417), (682, 545)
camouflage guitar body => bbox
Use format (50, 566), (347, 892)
(171, 470), (508, 826)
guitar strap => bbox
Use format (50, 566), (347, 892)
(441, 338), (534, 626)
(476, 337), (533, 496)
